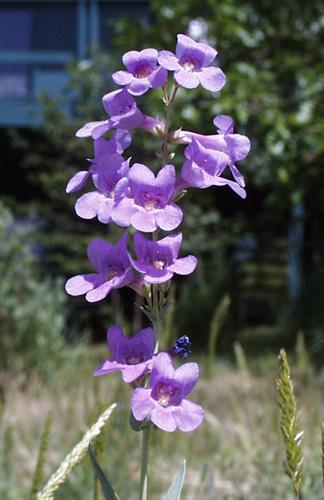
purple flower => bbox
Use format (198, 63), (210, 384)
(179, 138), (246, 198)
(131, 353), (204, 432)
(66, 131), (130, 194)
(93, 325), (155, 383)
(131, 232), (197, 284)
(113, 48), (168, 96)
(158, 34), (226, 92)
(111, 163), (183, 232)
(65, 233), (134, 302)
(76, 88), (161, 139)
(74, 161), (130, 223)
(182, 114), (251, 188)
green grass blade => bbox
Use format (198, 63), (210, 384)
(30, 412), (52, 500)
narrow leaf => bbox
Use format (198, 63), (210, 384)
(88, 445), (119, 500)
(30, 412), (52, 500)
(164, 460), (186, 500)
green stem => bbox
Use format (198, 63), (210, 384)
(161, 84), (179, 165)
(138, 82), (177, 500)
(139, 425), (151, 500)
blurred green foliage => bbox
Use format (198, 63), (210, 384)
(6, 0), (324, 348)
(0, 202), (74, 393)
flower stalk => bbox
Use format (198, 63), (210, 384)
(139, 424), (151, 500)
(63, 32), (250, 500)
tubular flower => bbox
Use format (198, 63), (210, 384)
(66, 132), (130, 194)
(182, 114), (251, 188)
(113, 48), (168, 96)
(65, 233), (134, 302)
(111, 163), (183, 232)
(93, 325), (155, 383)
(74, 163), (129, 223)
(131, 353), (204, 432)
(158, 34), (226, 92)
(179, 138), (246, 198)
(76, 88), (161, 139)
(131, 232), (197, 284)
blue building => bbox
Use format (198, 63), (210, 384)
(0, 0), (148, 126)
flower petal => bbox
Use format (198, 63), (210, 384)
(213, 115), (234, 134)
(76, 121), (107, 138)
(150, 352), (174, 387)
(85, 281), (113, 302)
(158, 232), (182, 261)
(87, 238), (112, 273)
(133, 232), (149, 262)
(66, 171), (90, 193)
(122, 363), (149, 383)
(131, 388), (154, 421)
(144, 270), (173, 285)
(156, 203), (183, 231)
(168, 255), (197, 275)
(131, 208), (157, 232)
(127, 78), (151, 96)
(151, 405), (177, 432)
(212, 176), (247, 199)
(175, 34), (196, 59)
(172, 399), (204, 431)
(111, 197), (136, 228)
(129, 163), (155, 190)
(155, 164), (176, 199)
(149, 66), (168, 88)
(107, 325), (125, 361)
(134, 327), (156, 357)
(92, 359), (124, 376)
(174, 70), (200, 89)
(225, 134), (251, 162)
(174, 362), (199, 397)
(75, 192), (105, 220)
(112, 70), (133, 86)
(97, 198), (114, 223)
(65, 274), (102, 296)
(157, 50), (181, 71)
(198, 67), (226, 92)
(229, 163), (245, 187)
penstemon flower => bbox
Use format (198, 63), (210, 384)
(178, 137), (246, 198)
(76, 88), (161, 139)
(111, 163), (183, 232)
(74, 160), (130, 223)
(66, 131), (131, 194)
(65, 31), (250, 499)
(93, 325), (155, 383)
(158, 34), (226, 91)
(112, 48), (168, 96)
(65, 233), (134, 302)
(131, 352), (204, 432)
(131, 232), (197, 284)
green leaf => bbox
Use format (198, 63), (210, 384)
(164, 460), (186, 500)
(88, 444), (119, 500)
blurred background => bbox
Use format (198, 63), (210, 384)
(1, 1), (324, 498)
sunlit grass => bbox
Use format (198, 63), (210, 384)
(1, 347), (324, 499)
